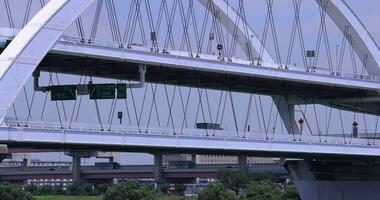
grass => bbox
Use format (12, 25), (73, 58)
(34, 196), (102, 200)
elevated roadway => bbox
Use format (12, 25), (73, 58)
(0, 163), (288, 182)
(1, 121), (380, 159)
(1, 28), (380, 115)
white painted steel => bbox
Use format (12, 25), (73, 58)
(1, 124), (380, 158)
(0, 0), (95, 125)
(316, 0), (380, 76)
(198, 0), (380, 76)
(52, 38), (380, 91)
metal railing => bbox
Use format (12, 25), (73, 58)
(3, 120), (379, 148)
(60, 36), (379, 83)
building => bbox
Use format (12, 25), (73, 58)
(163, 154), (278, 165)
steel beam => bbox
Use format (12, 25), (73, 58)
(0, 0), (95, 124)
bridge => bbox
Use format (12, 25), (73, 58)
(0, 0), (380, 199)
(0, 163), (288, 183)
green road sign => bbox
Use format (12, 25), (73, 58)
(116, 83), (127, 99)
(89, 83), (115, 99)
(50, 85), (77, 101)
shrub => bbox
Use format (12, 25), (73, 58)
(24, 185), (37, 195)
(174, 183), (186, 195)
(103, 180), (154, 200)
(53, 184), (66, 195)
(198, 182), (238, 200)
(0, 182), (34, 200)
(93, 183), (109, 195)
(36, 185), (53, 195)
(159, 183), (170, 194)
(67, 182), (85, 195)
(280, 185), (300, 200)
(245, 180), (280, 200)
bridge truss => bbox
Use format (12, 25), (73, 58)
(0, 0), (380, 156)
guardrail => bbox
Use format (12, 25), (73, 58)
(3, 120), (379, 148)
(60, 36), (379, 83)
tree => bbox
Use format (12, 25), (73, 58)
(280, 185), (300, 200)
(93, 183), (109, 195)
(245, 180), (280, 200)
(217, 170), (253, 194)
(159, 183), (170, 194)
(67, 182), (85, 196)
(103, 180), (154, 200)
(36, 185), (53, 195)
(53, 185), (66, 195)
(174, 183), (186, 195)
(24, 185), (37, 195)
(198, 182), (238, 200)
(0, 182), (34, 200)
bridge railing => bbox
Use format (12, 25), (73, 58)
(59, 35), (379, 83)
(3, 120), (379, 147)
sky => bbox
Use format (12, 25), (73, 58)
(1, 0), (380, 165)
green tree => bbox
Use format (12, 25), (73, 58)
(198, 182), (238, 200)
(53, 185), (66, 195)
(36, 185), (53, 195)
(0, 182), (34, 200)
(103, 180), (154, 200)
(280, 185), (300, 200)
(67, 182), (87, 195)
(159, 183), (170, 194)
(217, 170), (253, 194)
(94, 183), (109, 195)
(174, 183), (186, 195)
(24, 185), (37, 195)
(245, 180), (280, 200)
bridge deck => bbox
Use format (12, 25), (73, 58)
(1, 121), (380, 159)
(1, 28), (380, 114)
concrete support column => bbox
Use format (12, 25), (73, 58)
(65, 151), (94, 184)
(0, 145), (9, 164)
(191, 154), (197, 168)
(285, 160), (380, 200)
(154, 154), (164, 185)
(72, 154), (81, 183)
(273, 96), (301, 135)
(238, 156), (247, 170)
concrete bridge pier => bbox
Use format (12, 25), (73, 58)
(238, 156), (247, 170)
(65, 151), (94, 183)
(154, 154), (164, 190)
(0, 145), (9, 163)
(191, 154), (197, 168)
(286, 160), (380, 200)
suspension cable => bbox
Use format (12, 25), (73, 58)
(22, 0), (32, 27)
(314, 0), (333, 72)
(212, 90), (224, 137)
(180, 87), (192, 135)
(146, 83), (160, 132)
(89, 0), (103, 42)
(128, 80), (141, 133)
(165, 85), (177, 127)
(373, 115), (379, 145)
(243, 93), (254, 138)
(4, 0), (14, 29)
(164, 83), (176, 135)
(229, 91), (239, 137)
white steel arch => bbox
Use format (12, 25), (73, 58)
(317, 0), (380, 76)
(199, 0), (380, 135)
(199, 0), (380, 75)
(0, 0), (378, 129)
(0, 0), (95, 124)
